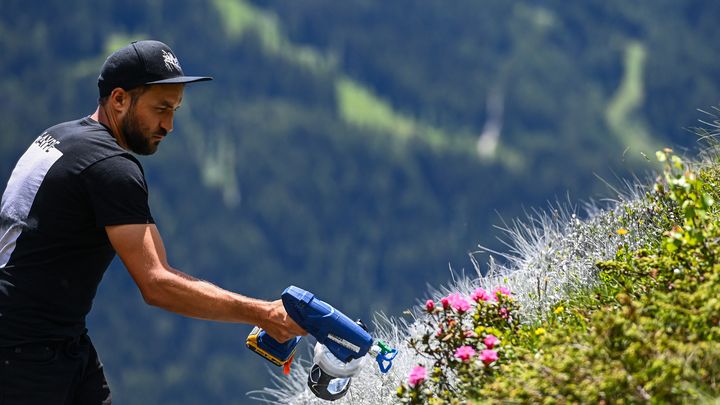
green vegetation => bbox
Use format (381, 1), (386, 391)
(213, 0), (335, 74)
(398, 149), (720, 403)
(2, 0), (719, 402)
(214, 0), (475, 155)
(605, 41), (658, 158)
(336, 76), (469, 153)
(336, 76), (417, 139)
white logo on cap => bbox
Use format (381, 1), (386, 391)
(161, 49), (182, 72)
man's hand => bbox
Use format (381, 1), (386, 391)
(259, 300), (307, 343)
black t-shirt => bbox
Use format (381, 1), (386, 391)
(0, 117), (154, 346)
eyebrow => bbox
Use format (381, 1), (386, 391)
(158, 100), (182, 110)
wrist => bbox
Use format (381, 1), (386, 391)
(233, 294), (270, 325)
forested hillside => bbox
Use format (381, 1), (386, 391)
(1, 1), (718, 402)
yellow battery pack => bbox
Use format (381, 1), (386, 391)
(246, 326), (299, 369)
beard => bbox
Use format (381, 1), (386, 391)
(121, 108), (165, 155)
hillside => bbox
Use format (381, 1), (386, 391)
(400, 145), (720, 404)
(259, 132), (720, 404)
(1, 1), (719, 402)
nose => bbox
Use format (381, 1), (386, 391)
(160, 112), (174, 135)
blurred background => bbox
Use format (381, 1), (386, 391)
(1, 0), (719, 402)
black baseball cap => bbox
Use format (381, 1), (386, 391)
(98, 40), (212, 97)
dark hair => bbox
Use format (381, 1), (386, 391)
(97, 85), (150, 107)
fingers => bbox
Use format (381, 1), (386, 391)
(260, 300), (308, 343)
(285, 314), (307, 337)
(265, 329), (296, 343)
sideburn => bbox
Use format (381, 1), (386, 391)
(120, 87), (156, 155)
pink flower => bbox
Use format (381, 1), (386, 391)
(440, 297), (450, 309)
(493, 287), (511, 300)
(480, 349), (499, 365)
(446, 293), (471, 313)
(454, 345), (476, 362)
(452, 298), (471, 313)
(499, 307), (509, 319)
(408, 365), (427, 386)
(484, 334), (499, 349)
(471, 288), (491, 302)
(425, 299), (435, 312)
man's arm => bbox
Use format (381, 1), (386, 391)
(106, 223), (305, 342)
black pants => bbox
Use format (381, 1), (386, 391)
(0, 334), (111, 405)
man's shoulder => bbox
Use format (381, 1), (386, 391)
(30, 117), (139, 177)
(48, 117), (130, 161)
(44, 117), (113, 143)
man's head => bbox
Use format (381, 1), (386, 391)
(100, 84), (183, 155)
(96, 40), (211, 155)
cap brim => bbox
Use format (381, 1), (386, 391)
(146, 76), (213, 85)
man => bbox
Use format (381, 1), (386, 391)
(0, 40), (305, 404)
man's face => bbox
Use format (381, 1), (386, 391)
(120, 84), (184, 155)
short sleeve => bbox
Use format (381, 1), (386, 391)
(82, 155), (155, 227)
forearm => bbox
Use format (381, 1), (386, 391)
(142, 266), (268, 324)
(141, 266), (304, 341)
(106, 223), (305, 341)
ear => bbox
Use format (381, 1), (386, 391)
(108, 88), (131, 114)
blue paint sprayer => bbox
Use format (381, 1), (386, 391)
(246, 286), (398, 401)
